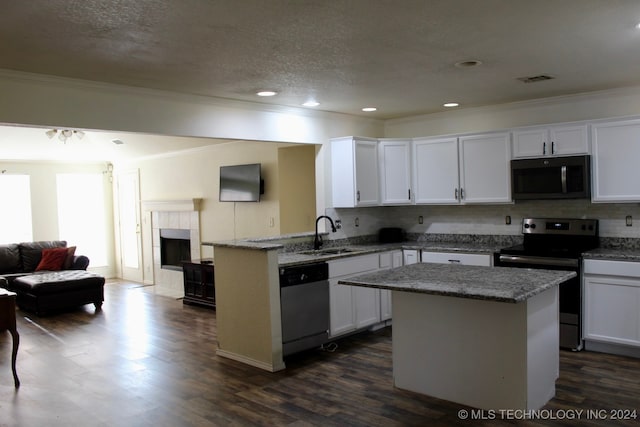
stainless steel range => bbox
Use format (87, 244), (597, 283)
(495, 218), (599, 351)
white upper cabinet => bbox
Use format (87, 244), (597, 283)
(413, 132), (511, 204)
(512, 124), (588, 158)
(331, 137), (380, 207)
(412, 137), (459, 204)
(458, 132), (512, 204)
(591, 118), (640, 202)
(378, 139), (412, 205)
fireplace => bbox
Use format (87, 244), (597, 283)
(160, 228), (191, 271)
(144, 200), (202, 298)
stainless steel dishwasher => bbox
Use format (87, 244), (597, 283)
(279, 262), (329, 356)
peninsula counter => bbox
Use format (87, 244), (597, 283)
(339, 263), (576, 411)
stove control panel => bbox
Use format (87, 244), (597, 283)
(522, 218), (598, 236)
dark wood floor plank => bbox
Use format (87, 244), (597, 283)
(1, 280), (639, 426)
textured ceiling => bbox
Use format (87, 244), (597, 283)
(2, 1), (640, 161)
(2, 0), (640, 120)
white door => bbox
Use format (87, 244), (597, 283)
(549, 124), (588, 155)
(512, 127), (547, 157)
(591, 118), (640, 202)
(379, 139), (412, 205)
(329, 278), (356, 337)
(458, 132), (512, 204)
(117, 170), (143, 282)
(354, 286), (381, 328)
(412, 137), (459, 204)
(354, 140), (380, 206)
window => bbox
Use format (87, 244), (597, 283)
(0, 174), (33, 243)
(57, 173), (108, 267)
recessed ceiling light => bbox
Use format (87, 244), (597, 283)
(362, 107), (377, 112)
(443, 102), (459, 108)
(303, 101), (320, 107)
(454, 60), (483, 68)
(256, 91), (277, 97)
(635, 22), (640, 29)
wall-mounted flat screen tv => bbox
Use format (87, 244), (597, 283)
(219, 163), (263, 202)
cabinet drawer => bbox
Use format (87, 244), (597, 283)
(421, 251), (491, 266)
(584, 259), (640, 278)
(329, 254), (380, 277)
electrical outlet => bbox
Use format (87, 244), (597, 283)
(418, 216), (423, 224)
(269, 217), (275, 227)
(355, 217), (360, 227)
(626, 215), (633, 227)
(505, 215), (511, 225)
(335, 219), (342, 229)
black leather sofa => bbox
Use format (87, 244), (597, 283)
(0, 241), (88, 284)
(0, 241), (104, 315)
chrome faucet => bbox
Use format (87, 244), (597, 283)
(314, 215), (337, 250)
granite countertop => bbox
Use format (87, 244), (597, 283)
(582, 247), (640, 262)
(338, 263), (576, 303)
(209, 240), (284, 250)
(198, 240), (502, 266)
(278, 241), (501, 266)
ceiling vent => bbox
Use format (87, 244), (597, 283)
(516, 74), (555, 83)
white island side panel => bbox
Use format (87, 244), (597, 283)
(391, 286), (558, 410)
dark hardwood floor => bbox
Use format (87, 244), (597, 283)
(1, 280), (639, 426)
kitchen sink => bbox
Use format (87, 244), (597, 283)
(298, 247), (360, 256)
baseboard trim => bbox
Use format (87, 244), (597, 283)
(216, 348), (286, 372)
(585, 340), (640, 358)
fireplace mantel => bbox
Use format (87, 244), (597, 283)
(142, 199), (202, 212)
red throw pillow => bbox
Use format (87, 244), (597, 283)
(36, 247), (69, 271)
(63, 246), (77, 270)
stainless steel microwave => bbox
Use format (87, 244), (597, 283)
(511, 155), (591, 200)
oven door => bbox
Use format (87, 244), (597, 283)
(495, 254), (582, 350)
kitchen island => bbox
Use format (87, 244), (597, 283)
(339, 263), (576, 411)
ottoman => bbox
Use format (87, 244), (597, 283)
(12, 271), (105, 316)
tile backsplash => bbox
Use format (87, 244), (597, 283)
(326, 199), (640, 241)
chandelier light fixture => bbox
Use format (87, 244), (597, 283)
(45, 129), (85, 143)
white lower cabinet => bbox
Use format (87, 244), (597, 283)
(403, 249), (420, 265)
(378, 250), (403, 321)
(583, 259), (640, 349)
(329, 254), (381, 338)
(420, 251), (492, 266)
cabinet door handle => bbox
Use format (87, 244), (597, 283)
(448, 259), (461, 263)
(460, 188), (464, 199)
(551, 141), (555, 154)
(357, 190), (360, 202)
(408, 189), (411, 200)
(543, 141), (546, 155)
(454, 188), (459, 200)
